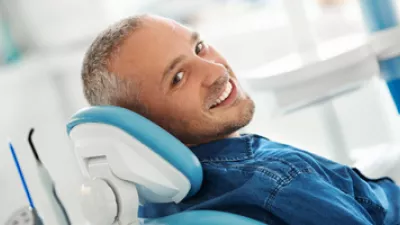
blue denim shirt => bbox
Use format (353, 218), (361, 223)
(142, 134), (400, 225)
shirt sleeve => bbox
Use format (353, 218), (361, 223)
(267, 172), (376, 225)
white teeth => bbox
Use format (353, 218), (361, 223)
(211, 81), (232, 108)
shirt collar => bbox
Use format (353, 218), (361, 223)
(189, 134), (256, 163)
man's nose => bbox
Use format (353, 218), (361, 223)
(196, 59), (227, 87)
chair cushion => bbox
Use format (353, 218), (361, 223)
(67, 106), (203, 197)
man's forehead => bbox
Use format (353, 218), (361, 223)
(142, 15), (193, 35)
(110, 16), (192, 80)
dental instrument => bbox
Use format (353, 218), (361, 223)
(7, 129), (71, 225)
(5, 206), (39, 225)
(8, 140), (43, 225)
(28, 128), (71, 225)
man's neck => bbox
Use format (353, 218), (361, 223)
(186, 131), (240, 147)
(224, 131), (241, 139)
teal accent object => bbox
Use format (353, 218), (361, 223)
(144, 210), (266, 225)
(0, 21), (20, 64)
(67, 106), (203, 198)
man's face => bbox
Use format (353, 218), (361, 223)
(110, 16), (255, 144)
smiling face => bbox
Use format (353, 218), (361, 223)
(110, 15), (255, 145)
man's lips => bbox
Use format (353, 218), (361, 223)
(209, 79), (238, 109)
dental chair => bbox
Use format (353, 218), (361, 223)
(67, 106), (266, 225)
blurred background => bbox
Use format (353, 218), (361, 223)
(1, 0), (400, 224)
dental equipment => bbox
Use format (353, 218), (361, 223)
(244, 1), (400, 114)
(5, 206), (39, 225)
(9, 141), (36, 210)
(8, 129), (71, 225)
(28, 128), (71, 225)
(241, 0), (400, 165)
(360, 0), (400, 114)
(8, 141), (43, 225)
(67, 106), (266, 225)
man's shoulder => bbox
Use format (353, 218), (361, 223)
(196, 134), (333, 185)
(202, 137), (316, 186)
(251, 134), (318, 174)
(250, 134), (338, 171)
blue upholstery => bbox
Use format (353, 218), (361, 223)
(67, 106), (203, 197)
(144, 210), (266, 225)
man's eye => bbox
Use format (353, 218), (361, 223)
(172, 71), (184, 85)
(195, 41), (205, 55)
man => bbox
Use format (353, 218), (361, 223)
(81, 15), (399, 224)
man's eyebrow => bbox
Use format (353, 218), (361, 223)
(162, 55), (186, 82)
(191, 31), (200, 44)
(161, 32), (200, 83)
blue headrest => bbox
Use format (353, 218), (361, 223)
(66, 106), (203, 197)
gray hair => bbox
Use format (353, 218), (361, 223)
(81, 16), (145, 112)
